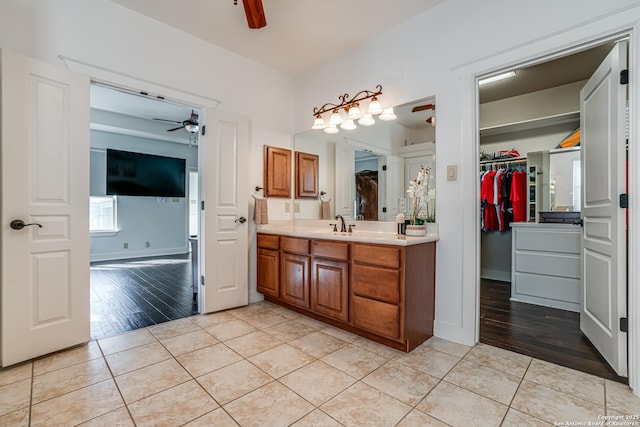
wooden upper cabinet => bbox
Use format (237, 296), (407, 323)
(264, 145), (291, 198)
(295, 151), (319, 199)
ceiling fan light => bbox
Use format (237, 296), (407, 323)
(379, 107), (397, 121)
(312, 116), (326, 130)
(347, 105), (362, 120)
(184, 124), (199, 133)
(367, 98), (383, 115)
(358, 114), (375, 126)
(324, 124), (339, 134)
(329, 110), (344, 126)
(340, 119), (357, 130)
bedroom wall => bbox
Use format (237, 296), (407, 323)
(293, 0), (640, 346)
(89, 129), (198, 261)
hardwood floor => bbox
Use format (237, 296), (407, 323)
(90, 253), (198, 340)
(480, 278), (627, 383)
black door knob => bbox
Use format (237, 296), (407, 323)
(10, 220), (43, 230)
(574, 219), (584, 227)
(235, 217), (247, 224)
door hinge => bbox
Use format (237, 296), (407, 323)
(201, 125), (206, 136)
(200, 276), (205, 286)
(201, 200), (205, 211)
(382, 207), (387, 213)
(620, 69), (629, 85)
(620, 193), (629, 209)
(620, 317), (628, 333)
(382, 165), (387, 171)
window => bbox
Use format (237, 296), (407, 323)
(90, 196), (117, 233)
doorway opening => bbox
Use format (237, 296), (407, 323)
(477, 39), (629, 383)
(89, 84), (201, 340)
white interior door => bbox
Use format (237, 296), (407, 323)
(200, 109), (249, 313)
(335, 141), (355, 218)
(383, 155), (404, 220)
(580, 41), (628, 376)
(1, 49), (90, 366)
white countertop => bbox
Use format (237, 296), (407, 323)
(510, 222), (581, 229)
(256, 220), (439, 246)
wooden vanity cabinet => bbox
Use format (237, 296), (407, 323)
(256, 233), (436, 352)
(280, 237), (311, 309)
(311, 241), (349, 322)
(256, 234), (280, 298)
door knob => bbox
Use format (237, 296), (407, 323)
(235, 216), (247, 224)
(10, 219), (43, 230)
(574, 219), (584, 227)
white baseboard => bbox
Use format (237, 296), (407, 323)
(90, 246), (189, 262)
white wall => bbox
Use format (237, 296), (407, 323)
(293, 0), (640, 347)
(0, 0), (295, 302)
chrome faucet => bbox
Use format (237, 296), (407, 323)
(335, 215), (347, 232)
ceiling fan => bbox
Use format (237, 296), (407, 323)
(153, 110), (199, 133)
(234, 0), (267, 29)
(412, 103), (436, 126)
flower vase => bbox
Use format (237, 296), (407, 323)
(406, 224), (426, 236)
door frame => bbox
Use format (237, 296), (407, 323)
(60, 58), (222, 314)
(472, 30), (637, 389)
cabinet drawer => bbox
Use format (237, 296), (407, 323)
(281, 237), (310, 254)
(313, 240), (349, 260)
(352, 264), (400, 304)
(257, 234), (279, 250)
(351, 295), (400, 340)
(352, 244), (401, 268)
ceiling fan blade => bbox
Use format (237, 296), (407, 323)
(242, 0), (266, 29)
(153, 118), (182, 124)
(166, 126), (184, 132)
(411, 104), (435, 113)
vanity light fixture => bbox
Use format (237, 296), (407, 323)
(478, 70), (517, 85)
(311, 84), (395, 133)
(379, 107), (397, 121)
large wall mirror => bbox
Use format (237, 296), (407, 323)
(294, 96), (436, 222)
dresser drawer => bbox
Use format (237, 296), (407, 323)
(352, 244), (401, 268)
(352, 264), (400, 304)
(313, 240), (349, 260)
(257, 233), (279, 250)
(281, 236), (310, 254)
(351, 295), (400, 340)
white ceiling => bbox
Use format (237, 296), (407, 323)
(109, 0), (446, 76)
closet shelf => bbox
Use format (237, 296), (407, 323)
(479, 111), (579, 137)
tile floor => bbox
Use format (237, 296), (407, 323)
(1, 301), (640, 426)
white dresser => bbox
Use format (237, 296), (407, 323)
(511, 223), (581, 312)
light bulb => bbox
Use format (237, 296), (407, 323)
(312, 116), (326, 130)
(367, 97), (383, 115)
(324, 124), (339, 134)
(347, 105), (362, 120)
(358, 114), (375, 126)
(379, 107), (397, 121)
(329, 110), (344, 125)
(340, 119), (357, 130)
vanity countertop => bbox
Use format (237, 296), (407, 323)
(256, 221), (439, 246)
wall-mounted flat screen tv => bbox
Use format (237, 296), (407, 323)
(106, 149), (186, 197)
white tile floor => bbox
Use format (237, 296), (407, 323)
(1, 300), (639, 426)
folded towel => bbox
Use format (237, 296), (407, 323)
(320, 200), (331, 219)
(254, 198), (269, 224)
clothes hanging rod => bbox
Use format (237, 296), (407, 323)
(479, 156), (527, 164)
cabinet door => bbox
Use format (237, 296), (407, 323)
(264, 145), (291, 198)
(295, 151), (319, 198)
(281, 253), (311, 309)
(257, 249), (279, 298)
(311, 258), (349, 322)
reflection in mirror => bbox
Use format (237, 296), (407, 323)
(294, 96), (436, 222)
(549, 148), (581, 212)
